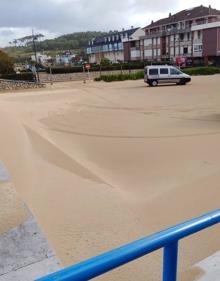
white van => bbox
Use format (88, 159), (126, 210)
(144, 65), (191, 86)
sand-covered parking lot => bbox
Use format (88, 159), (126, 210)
(0, 75), (220, 280)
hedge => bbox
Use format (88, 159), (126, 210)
(45, 62), (147, 74)
(45, 66), (84, 74)
(0, 72), (35, 81)
(94, 71), (144, 82)
(183, 66), (220, 76)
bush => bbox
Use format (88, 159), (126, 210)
(45, 66), (84, 74)
(94, 77), (101, 81)
(96, 71), (144, 82)
(0, 50), (14, 74)
(1, 72), (34, 81)
(100, 57), (111, 65)
(183, 66), (220, 76)
(46, 61), (146, 74)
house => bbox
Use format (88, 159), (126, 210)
(122, 28), (145, 61)
(86, 27), (142, 63)
(14, 63), (27, 73)
(31, 53), (52, 64)
(140, 5), (220, 64)
(55, 52), (76, 65)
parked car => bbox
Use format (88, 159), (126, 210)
(144, 65), (191, 86)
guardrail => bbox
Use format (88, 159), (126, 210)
(37, 209), (220, 281)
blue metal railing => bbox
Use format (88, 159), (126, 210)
(37, 209), (220, 281)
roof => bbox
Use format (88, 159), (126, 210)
(90, 28), (139, 46)
(144, 65), (177, 69)
(146, 5), (220, 29)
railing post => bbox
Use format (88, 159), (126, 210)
(163, 241), (178, 281)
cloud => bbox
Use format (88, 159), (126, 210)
(0, 29), (15, 37)
(0, 0), (220, 47)
(0, 0), (177, 32)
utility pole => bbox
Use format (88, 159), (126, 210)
(32, 29), (40, 83)
(128, 36), (131, 74)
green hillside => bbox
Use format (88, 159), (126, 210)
(4, 31), (108, 61)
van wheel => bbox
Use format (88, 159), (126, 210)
(152, 80), (158, 87)
(177, 79), (186, 85)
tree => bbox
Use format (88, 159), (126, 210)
(17, 34), (44, 47)
(0, 50), (14, 75)
(100, 57), (111, 65)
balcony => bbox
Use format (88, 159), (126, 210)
(142, 27), (192, 39)
(88, 44), (124, 54)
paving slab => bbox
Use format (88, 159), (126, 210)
(0, 161), (10, 182)
(195, 251), (220, 281)
(0, 161), (62, 281)
(0, 214), (62, 281)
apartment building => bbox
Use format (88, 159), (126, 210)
(122, 28), (145, 61)
(140, 5), (220, 64)
(86, 28), (141, 63)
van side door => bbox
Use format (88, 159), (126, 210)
(169, 67), (181, 83)
(148, 68), (159, 81)
(159, 67), (169, 84)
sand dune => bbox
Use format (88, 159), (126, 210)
(0, 76), (220, 280)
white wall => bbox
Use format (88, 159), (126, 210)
(170, 47), (174, 56)
(157, 49), (161, 56)
(104, 51), (124, 63)
(89, 54), (96, 63)
(180, 46), (183, 55)
(130, 28), (145, 40)
(175, 47), (179, 55)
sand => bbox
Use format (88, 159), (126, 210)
(0, 75), (220, 280)
(0, 182), (29, 235)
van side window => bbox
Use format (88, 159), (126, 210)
(160, 68), (168, 74)
(149, 69), (158, 75)
(170, 68), (181, 75)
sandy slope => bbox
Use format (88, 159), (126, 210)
(0, 76), (220, 280)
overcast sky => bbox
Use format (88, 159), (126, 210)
(0, 0), (220, 47)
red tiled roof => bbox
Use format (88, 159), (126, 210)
(145, 5), (220, 29)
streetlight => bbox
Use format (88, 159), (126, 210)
(128, 36), (133, 74)
(32, 29), (40, 83)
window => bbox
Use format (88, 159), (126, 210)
(170, 68), (181, 75)
(187, 33), (190, 41)
(198, 31), (201, 39)
(160, 68), (168, 74)
(193, 44), (203, 52)
(118, 42), (123, 50)
(179, 33), (184, 41)
(183, 47), (188, 54)
(149, 69), (159, 75)
(135, 41), (140, 48)
(144, 39), (151, 46)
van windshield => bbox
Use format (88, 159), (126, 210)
(170, 68), (182, 75)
